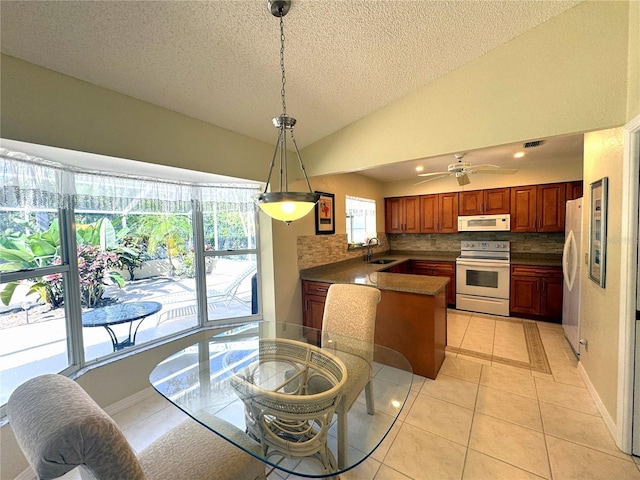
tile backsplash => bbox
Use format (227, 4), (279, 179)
(297, 231), (563, 270)
(387, 232), (565, 254)
(297, 233), (389, 270)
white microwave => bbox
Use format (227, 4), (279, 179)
(458, 214), (510, 232)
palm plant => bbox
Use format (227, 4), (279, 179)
(133, 214), (191, 276)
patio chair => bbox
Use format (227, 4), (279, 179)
(207, 263), (257, 306)
(156, 302), (217, 326)
(7, 374), (266, 480)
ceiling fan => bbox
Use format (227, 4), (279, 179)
(416, 154), (518, 186)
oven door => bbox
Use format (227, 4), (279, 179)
(456, 259), (510, 299)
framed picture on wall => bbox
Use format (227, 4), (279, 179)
(315, 192), (335, 235)
(588, 177), (608, 287)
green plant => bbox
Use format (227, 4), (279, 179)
(114, 235), (149, 280)
(133, 214), (191, 276)
(0, 221), (63, 307)
(77, 245), (124, 307)
(0, 218), (127, 308)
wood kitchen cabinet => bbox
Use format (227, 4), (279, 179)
(385, 196), (421, 233)
(459, 188), (510, 216)
(420, 192), (458, 233)
(510, 183), (565, 233)
(410, 260), (456, 306)
(301, 280), (330, 344)
(566, 181), (584, 200)
(510, 265), (563, 322)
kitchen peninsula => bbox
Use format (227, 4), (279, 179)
(300, 254), (452, 378)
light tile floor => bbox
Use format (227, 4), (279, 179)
(53, 310), (640, 480)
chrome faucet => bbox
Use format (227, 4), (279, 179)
(365, 237), (379, 262)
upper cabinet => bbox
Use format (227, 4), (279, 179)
(459, 188), (510, 216)
(385, 196), (421, 233)
(510, 183), (566, 232)
(385, 180), (579, 234)
(566, 181), (584, 200)
(420, 193), (458, 233)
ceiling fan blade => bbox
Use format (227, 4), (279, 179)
(414, 172), (450, 185)
(417, 171), (450, 177)
(466, 164), (518, 174)
(457, 173), (470, 186)
(473, 168), (519, 174)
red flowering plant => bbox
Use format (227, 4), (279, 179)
(1, 219), (126, 309)
(77, 245), (124, 308)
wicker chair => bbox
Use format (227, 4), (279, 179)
(229, 338), (346, 474)
(320, 283), (381, 469)
(7, 374), (266, 480)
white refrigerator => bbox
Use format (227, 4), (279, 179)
(562, 197), (583, 356)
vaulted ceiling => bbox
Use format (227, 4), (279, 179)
(1, 1), (581, 155)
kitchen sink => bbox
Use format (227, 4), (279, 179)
(367, 259), (395, 265)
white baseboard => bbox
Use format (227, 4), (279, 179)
(104, 387), (156, 416)
(578, 362), (621, 449)
(14, 467), (35, 480)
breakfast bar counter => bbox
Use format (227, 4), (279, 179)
(300, 253), (450, 379)
(300, 253), (452, 295)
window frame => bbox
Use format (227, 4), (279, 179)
(0, 154), (262, 412)
(345, 195), (377, 245)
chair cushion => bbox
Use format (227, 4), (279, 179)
(7, 374), (144, 480)
(138, 415), (266, 480)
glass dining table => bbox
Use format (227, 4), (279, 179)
(149, 321), (413, 478)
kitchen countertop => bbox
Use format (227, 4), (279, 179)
(300, 250), (562, 294)
(300, 252), (452, 295)
(510, 253), (562, 267)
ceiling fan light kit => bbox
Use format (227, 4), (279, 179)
(255, 0), (320, 224)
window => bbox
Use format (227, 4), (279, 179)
(346, 195), (376, 244)
(0, 147), (261, 405)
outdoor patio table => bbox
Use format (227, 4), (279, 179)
(149, 321), (413, 478)
(82, 301), (162, 351)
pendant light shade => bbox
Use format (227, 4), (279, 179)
(256, 192), (318, 222)
(255, 0), (320, 224)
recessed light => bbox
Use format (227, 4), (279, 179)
(415, 166), (424, 172)
(513, 152), (525, 159)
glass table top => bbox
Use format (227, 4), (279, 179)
(149, 321), (413, 478)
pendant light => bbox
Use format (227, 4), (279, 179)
(255, 0), (320, 224)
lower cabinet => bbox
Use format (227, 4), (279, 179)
(301, 278), (447, 378)
(510, 265), (563, 322)
(302, 280), (330, 344)
(409, 260), (456, 306)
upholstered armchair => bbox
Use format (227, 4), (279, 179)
(7, 374), (266, 480)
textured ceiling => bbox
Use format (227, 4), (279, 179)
(2, 0), (581, 155)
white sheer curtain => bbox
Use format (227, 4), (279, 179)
(1, 149), (70, 209)
(1, 149), (259, 215)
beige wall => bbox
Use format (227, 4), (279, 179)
(0, 55), (273, 182)
(301, 1), (630, 176)
(271, 173), (386, 326)
(581, 127), (625, 422)
(628, 0), (640, 120)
